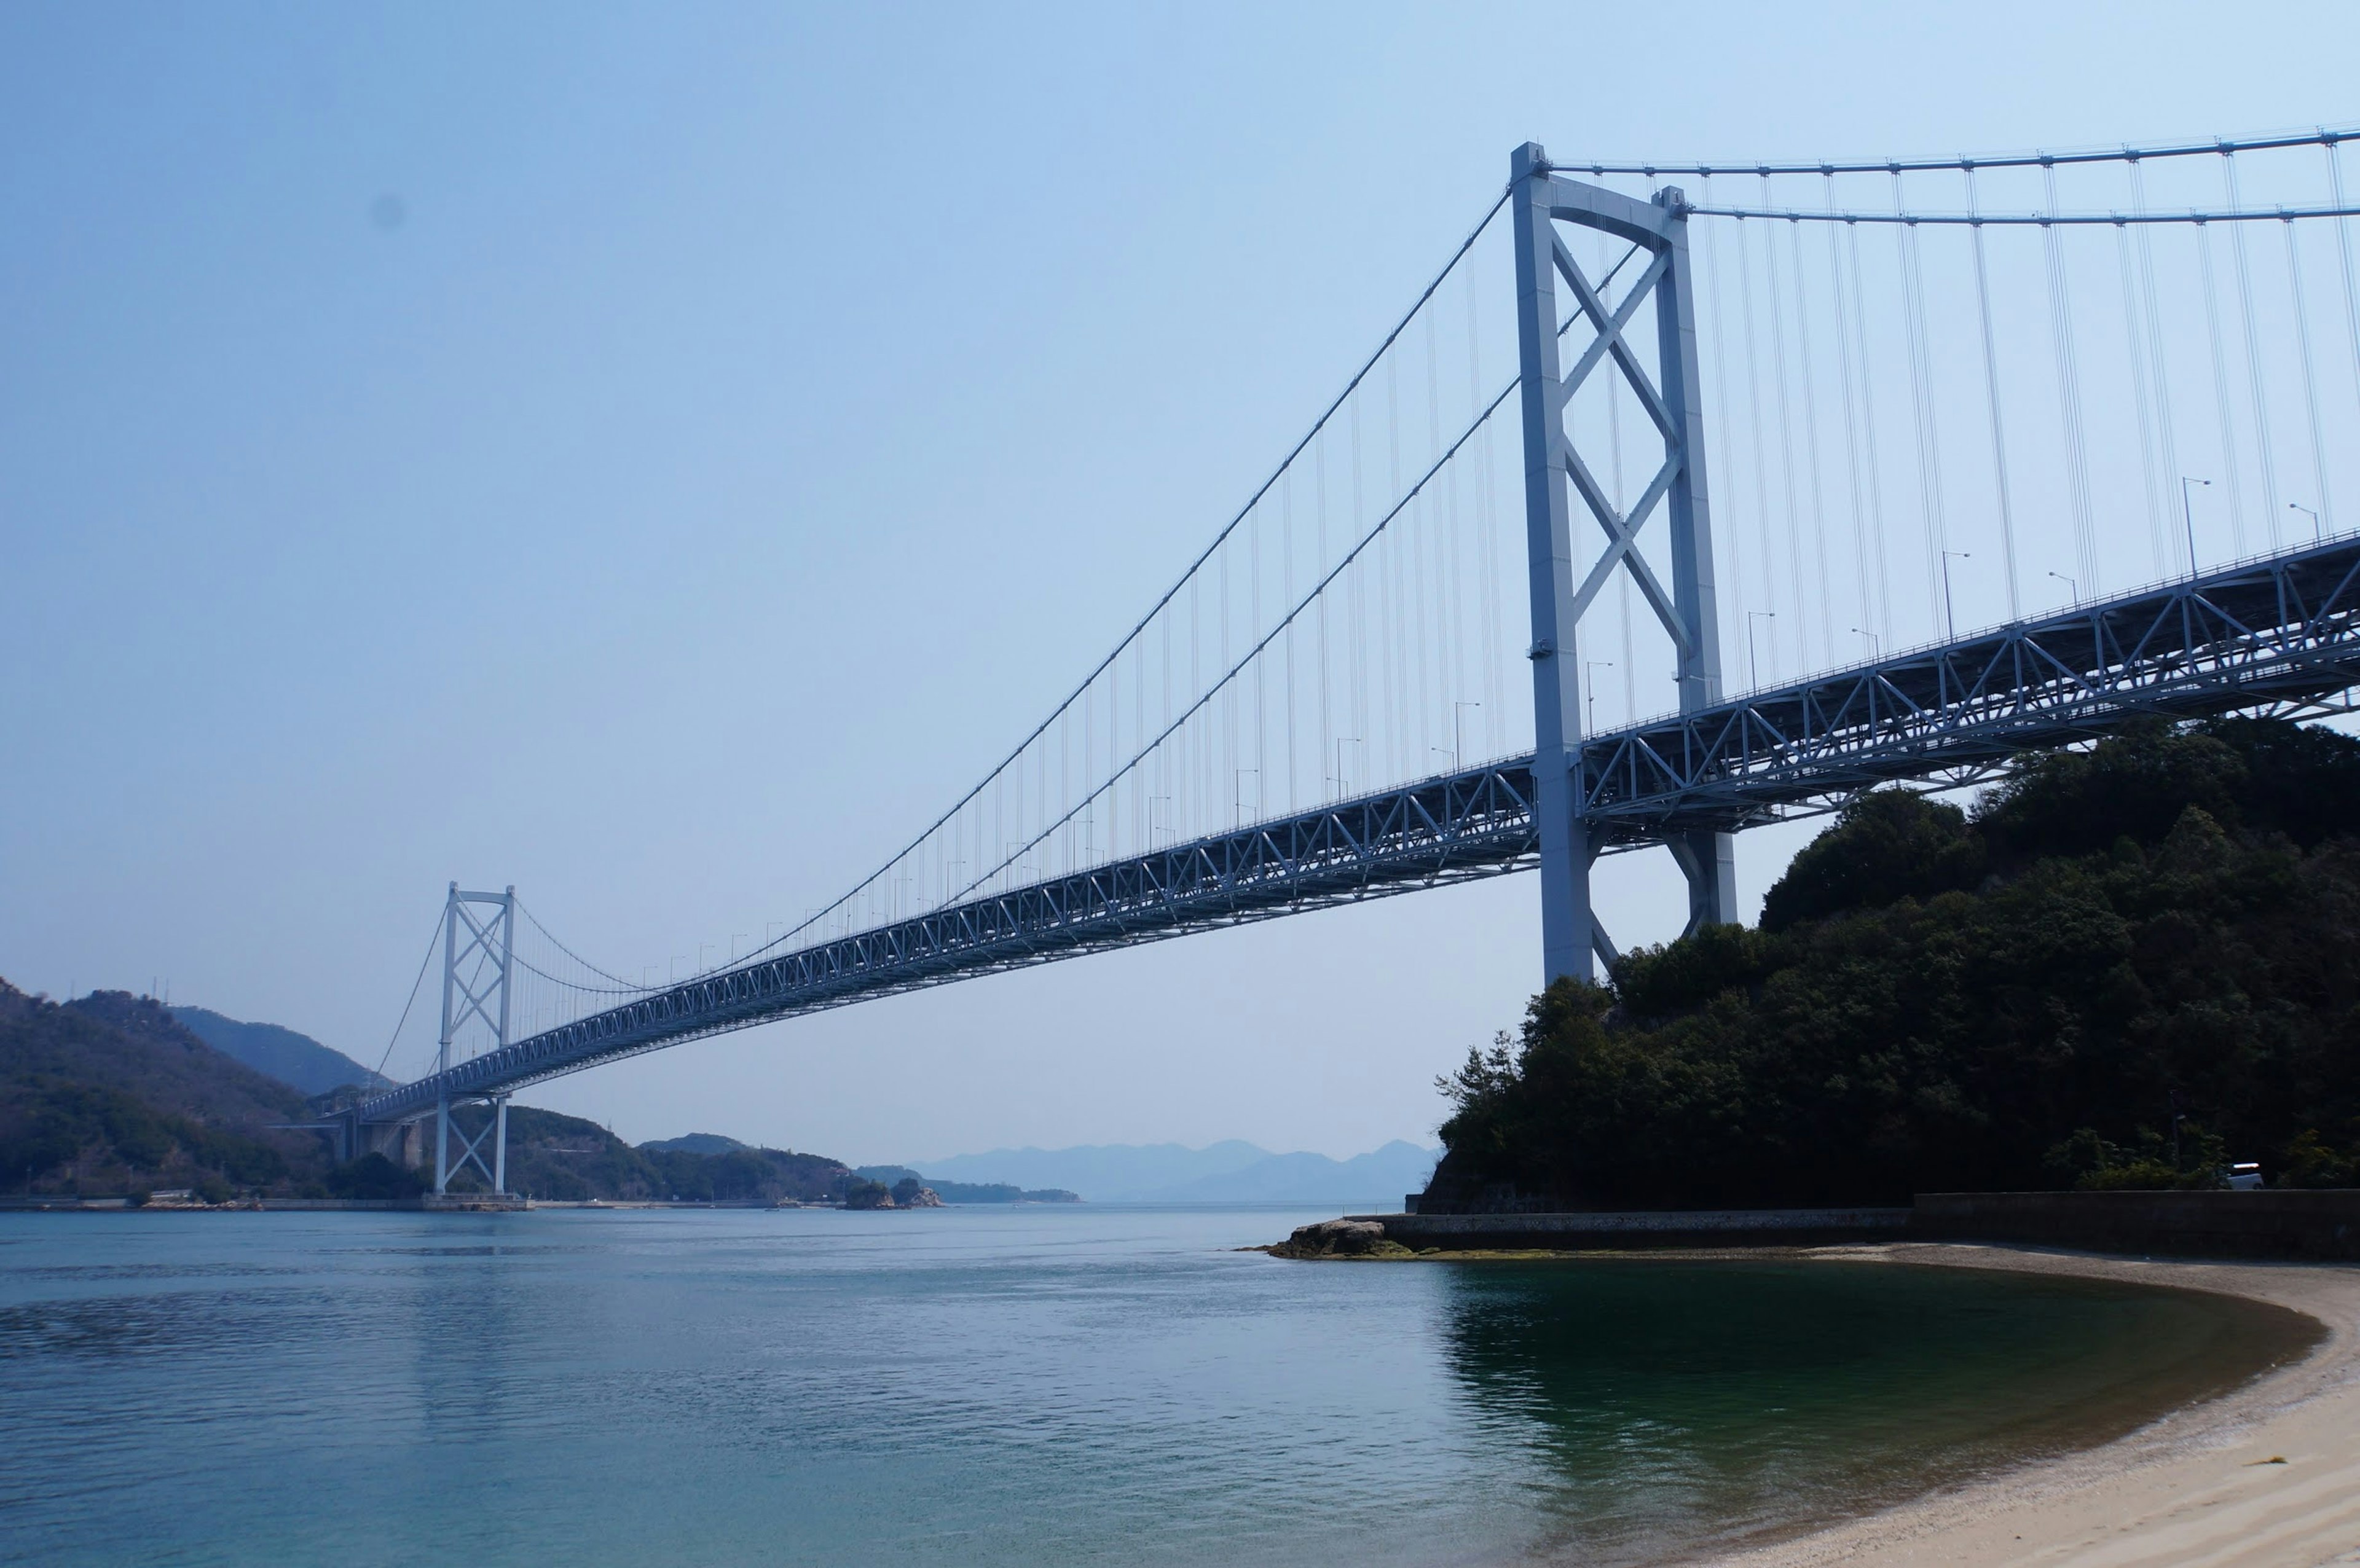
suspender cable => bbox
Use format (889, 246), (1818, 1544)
(1824, 183), (1877, 644)
(958, 376), (1524, 902)
(734, 187), (1512, 957)
(1844, 219), (1895, 641)
(1736, 214), (1780, 681)
(1786, 219), (1838, 664)
(1896, 176), (1953, 637)
(2131, 160), (2187, 575)
(1251, 493), (1266, 819)
(2224, 152), (2284, 546)
(2115, 221), (2173, 577)
(1420, 310), (1441, 767)
(2041, 165), (2100, 594)
(1282, 470), (1297, 809)
(1348, 394), (1368, 775)
(2195, 220), (2249, 557)
(1966, 170), (2022, 619)
(2330, 140), (2360, 433)
(1481, 412), (1506, 755)
(1468, 257), (1506, 755)
(1383, 356), (1405, 781)
(1700, 174), (1753, 670)
(1189, 573), (1202, 833)
(1227, 511), (1246, 825)
(1429, 307), (1461, 755)
(2284, 216), (2337, 533)
(1761, 182), (1810, 671)
(1315, 428), (1332, 794)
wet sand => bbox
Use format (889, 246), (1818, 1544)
(1702, 1243), (2360, 1568)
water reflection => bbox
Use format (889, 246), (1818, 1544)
(0, 1213), (2319, 1568)
(1436, 1257), (2317, 1561)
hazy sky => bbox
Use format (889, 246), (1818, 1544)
(6, 2), (2356, 1162)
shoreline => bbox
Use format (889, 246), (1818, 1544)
(1697, 1243), (2360, 1567)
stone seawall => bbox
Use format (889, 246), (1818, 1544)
(1358, 1191), (2360, 1260)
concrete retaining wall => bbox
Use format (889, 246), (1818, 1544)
(1367, 1207), (1912, 1252)
(1914, 1190), (2360, 1261)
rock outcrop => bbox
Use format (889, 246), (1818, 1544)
(1269, 1218), (1414, 1259)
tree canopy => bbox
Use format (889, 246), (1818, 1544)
(1428, 719), (2360, 1210)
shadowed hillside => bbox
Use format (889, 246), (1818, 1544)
(1424, 719), (2360, 1212)
(0, 986), (330, 1198)
(170, 1006), (387, 1097)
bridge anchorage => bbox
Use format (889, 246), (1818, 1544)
(348, 130), (2360, 1194)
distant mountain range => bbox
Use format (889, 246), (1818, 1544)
(170, 1006), (388, 1097)
(909, 1140), (1439, 1204)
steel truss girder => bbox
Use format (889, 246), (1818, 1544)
(353, 534), (2360, 1129)
(353, 765), (1548, 1125)
(1573, 534), (2360, 844)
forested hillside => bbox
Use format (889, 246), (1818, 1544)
(0, 986), (331, 1198)
(1424, 719), (2360, 1211)
(486, 1110), (849, 1202)
(0, 986), (855, 1203)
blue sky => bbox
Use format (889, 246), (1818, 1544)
(6, 2), (2356, 1161)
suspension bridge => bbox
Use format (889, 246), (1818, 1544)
(340, 130), (2360, 1194)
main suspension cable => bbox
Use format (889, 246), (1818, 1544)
(372, 913), (445, 1084)
(1555, 127), (2360, 179)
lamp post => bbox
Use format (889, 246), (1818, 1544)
(1850, 626), (1880, 658)
(1746, 610), (1776, 689)
(2181, 476), (2210, 573)
(2047, 570), (2077, 604)
(1452, 701), (1481, 767)
(1940, 551), (1972, 640)
(1330, 738), (1360, 800)
(1584, 661), (1615, 734)
(2291, 501), (2323, 542)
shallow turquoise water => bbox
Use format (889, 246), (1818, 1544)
(0, 1206), (2314, 1566)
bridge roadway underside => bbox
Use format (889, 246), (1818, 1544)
(356, 535), (2360, 1128)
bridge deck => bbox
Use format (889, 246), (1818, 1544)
(356, 535), (2360, 1125)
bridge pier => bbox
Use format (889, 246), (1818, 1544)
(1669, 831), (1739, 936)
(433, 1092), (509, 1196)
(1512, 143), (1736, 982)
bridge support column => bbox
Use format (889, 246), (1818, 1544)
(431, 881), (516, 1195)
(1511, 141), (1734, 983)
(433, 1096), (510, 1196)
(492, 1094), (509, 1194)
(1669, 831), (1739, 935)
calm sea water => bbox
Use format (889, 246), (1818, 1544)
(0, 1206), (2315, 1567)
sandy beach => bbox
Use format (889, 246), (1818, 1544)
(1707, 1244), (2360, 1568)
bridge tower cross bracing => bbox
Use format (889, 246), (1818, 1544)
(434, 882), (516, 1194)
(1511, 143), (1737, 985)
